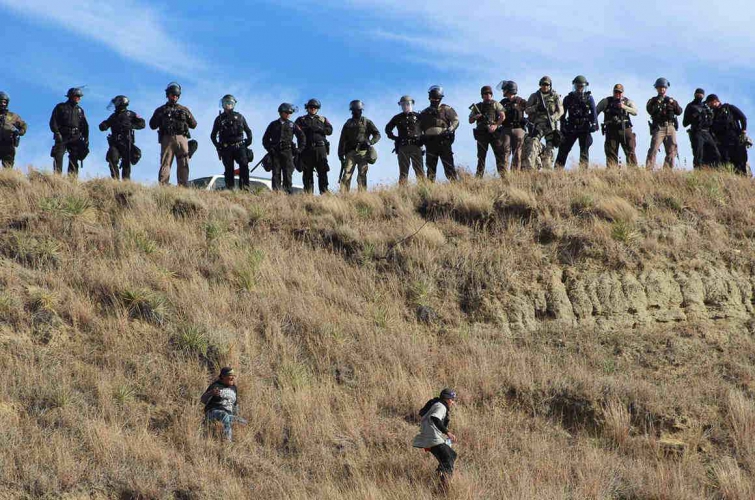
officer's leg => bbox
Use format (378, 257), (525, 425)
(340, 151), (357, 192)
(220, 149), (235, 190)
(625, 129), (639, 167)
(66, 144), (79, 177)
(690, 132), (701, 168)
(237, 147), (250, 190)
(271, 154), (282, 191)
(663, 127), (677, 170)
(316, 147), (329, 194)
(522, 133), (542, 171)
(159, 136), (175, 185)
(500, 131), (512, 172)
(282, 149), (294, 194)
(357, 156), (369, 192)
(645, 129), (663, 170)
(301, 149), (315, 193)
(605, 132), (619, 168)
(51, 139), (67, 174)
(175, 136), (190, 187)
(578, 132), (592, 168)
(492, 136), (507, 176)
(702, 132), (721, 167)
(411, 145), (425, 180)
(475, 136), (488, 178)
(425, 144), (439, 182)
(397, 146), (411, 185)
(733, 145), (748, 175)
(441, 144), (457, 181)
(0, 145), (15, 169)
(554, 133), (576, 169)
(511, 129), (525, 171)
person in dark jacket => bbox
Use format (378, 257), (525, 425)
(555, 75), (598, 169)
(412, 388), (458, 489)
(707, 94), (749, 175)
(211, 94), (253, 190)
(200, 367), (247, 442)
(683, 88), (721, 168)
(50, 87), (89, 176)
(262, 103), (306, 193)
(99, 95), (145, 180)
(295, 99), (333, 194)
(385, 95), (425, 185)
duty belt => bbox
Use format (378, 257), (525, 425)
(398, 138), (421, 146)
(307, 141), (327, 148)
(654, 121), (674, 127)
(61, 126), (79, 136)
(221, 141), (244, 148)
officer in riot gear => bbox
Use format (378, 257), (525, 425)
(707, 94), (749, 175)
(554, 75), (598, 169)
(523, 76), (564, 170)
(645, 78), (682, 170)
(596, 84), (639, 168)
(211, 94), (253, 190)
(469, 85), (506, 177)
(683, 88), (721, 168)
(338, 100), (381, 192)
(263, 103), (306, 193)
(419, 85), (459, 182)
(0, 92), (27, 169)
(50, 87), (89, 176)
(385, 95), (425, 185)
(149, 82), (198, 186)
(498, 80), (528, 171)
(295, 98), (333, 194)
(99, 95), (145, 180)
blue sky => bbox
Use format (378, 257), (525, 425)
(3, 0), (753, 185)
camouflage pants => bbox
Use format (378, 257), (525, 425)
(397, 144), (424, 185)
(0, 143), (14, 169)
(159, 134), (190, 186)
(340, 149), (368, 192)
(522, 130), (557, 171)
(605, 127), (638, 168)
(645, 125), (677, 170)
(501, 128), (526, 171)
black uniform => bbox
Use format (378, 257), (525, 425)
(50, 101), (89, 176)
(295, 113), (333, 194)
(211, 111), (253, 190)
(99, 109), (145, 180)
(385, 111), (425, 184)
(262, 118), (306, 193)
(555, 91), (598, 169)
(711, 104), (748, 174)
(683, 98), (721, 168)
(419, 104), (459, 182)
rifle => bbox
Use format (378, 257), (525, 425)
(540, 92), (556, 134)
(249, 155), (266, 174)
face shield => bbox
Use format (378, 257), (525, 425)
(400, 101), (413, 113)
(220, 97), (236, 111)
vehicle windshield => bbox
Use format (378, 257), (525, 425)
(188, 177), (212, 189)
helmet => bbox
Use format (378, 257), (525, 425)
(497, 80), (518, 94)
(165, 82), (182, 97)
(572, 75), (589, 86)
(440, 388), (457, 400)
(220, 94), (237, 110)
(539, 76), (552, 86)
(428, 85), (444, 99)
(481, 85), (494, 95)
(305, 98), (321, 109)
(654, 78), (670, 89)
(0, 91), (8, 107)
(349, 100), (364, 111)
(107, 95), (129, 111)
(66, 87), (84, 98)
(278, 102), (297, 114)
(398, 95), (415, 105)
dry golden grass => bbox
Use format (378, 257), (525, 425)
(1, 167), (755, 499)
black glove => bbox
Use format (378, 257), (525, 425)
(244, 138), (252, 147)
(54, 132), (63, 143)
(338, 154), (346, 162)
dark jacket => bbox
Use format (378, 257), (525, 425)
(50, 101), (89, 140)
(385, 111), (423, 142)
(200, 381), (238, 414)
(149, 102), (197, 138)
(295, 114), (333, 148)
(646, 95), (682, 125)
(561, 91), (598, 133)
(262, 118), (306, 153)
(683, 98), (714, 131)
(211, 110), (252, 148)
(500, 96), (528, 129)
(99, 109), (146, 140)
(338, 116), (380, 157)
(712, 104), (748, 140)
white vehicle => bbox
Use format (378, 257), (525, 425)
(188, 175), (304, 194)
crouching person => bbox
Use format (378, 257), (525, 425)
(412, 388), (458, 489)
(201, 367), (247, 442)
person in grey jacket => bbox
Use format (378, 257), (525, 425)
(412, 388), (458, 488)
(200, 367), (247, 442)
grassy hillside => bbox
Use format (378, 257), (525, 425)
(1, 168), (755, 499)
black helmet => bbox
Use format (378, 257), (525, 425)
(306, 98), (321, 109)
(428, 85), (444, 99)
(66, 87), (84, 98)
(497, 80), (518, 94)
(0, 91), (8, 106)
(165, 82), (182, 97)
(654, 78), (670, 89)
(539, 76), (552, 86)
(220, 94), (237, 109)
(107, 95), (129, 111)
(278, 102), (297, 114)
(398, 95), (415, 105)
(572, 75), (589, 86)
(349, 100), (364, 111)
(440, 388), (457, 400)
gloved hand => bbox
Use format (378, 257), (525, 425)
(54, 133), (63, 143)
(338, 154), (346, 162)
(244, 138), (252, 147)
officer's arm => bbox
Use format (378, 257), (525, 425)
(242, 117), (253, 146)
(645, 99), (655, 114)
(210, 116), (221, 148)
(186, 109), (198, 129)
(368, 120), (381, 145)
(149, 108), (161, 130)
(99, 118), (110, 132)
(132, 112), (146, 130)
(525, 94), (538, 116)
(731, 105), (748, 132)
(553, 94), (564, 121)
(595, 98), (607, 116)
(338, 126), (346, 157)
(323, 118), (333, 136)
(682, 104), (693, 127)
(15, 116), (27, 136)
(384, 117), (397, 139)
(262, 124), (273, 151)
(673, 101), (683, 116)
(49, 106), (60, 135)
(447, 108), (460, 132)
(623, 99), (638, 116)
(81, 112), (89, 140)
(589, 97), (598, 124)
(495, 103), (505, 126)
(295, 124), (307, 150)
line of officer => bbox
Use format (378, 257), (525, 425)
(99, 95), (145, 180)
(596, 84), (639, 168)
(555, 75), (598, 169)
(295, 99), (333, 194)
(497, 80), (528, 171)
(149, 82), (198, 186)
(385, 95), (425, 185)
(338, 100), (380, 192)
(211, 94), (253, 190)
(0, 92), (27, 169)
(469, 85), (506, 178)
(262, 103), (306, 193)
(419, 86), (459, 182)
(50, 87), (89, 177)
(683, 88), (721, 169)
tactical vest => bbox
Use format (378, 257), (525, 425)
(159, 105), (189, 136)
(343, 117), (369, 145)
(218, 112), (244, 143)
(475, 101), (498, 130)
(111, 110), (138, 135)
(695, 105), (714, 131)
(299, 115), (327, 145)
(55, 103), (85, 137)
(0, 111), (13, 143)
(649, 97), (677, 123)
(395, 112), (422, 139)
(535, 92), (560, 119)
(565, 91), (592, 129)
(501, 97), (526, 128)
(603, 97), (632, 129)
(712, 105), (740, 136)
(420, 105), (454, 134)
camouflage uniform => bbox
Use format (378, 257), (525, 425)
(0, 97), (27, 169)
(385, 106), (425, 185)
(523, 80), (563, 170)
(419, 104), (459, 182)
(338, 115), (380, 192)
(469, 88), (506, 177)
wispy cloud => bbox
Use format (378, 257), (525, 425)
(0, 0), (204, 77)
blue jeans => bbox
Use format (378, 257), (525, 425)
(205, 409), (245, 442)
